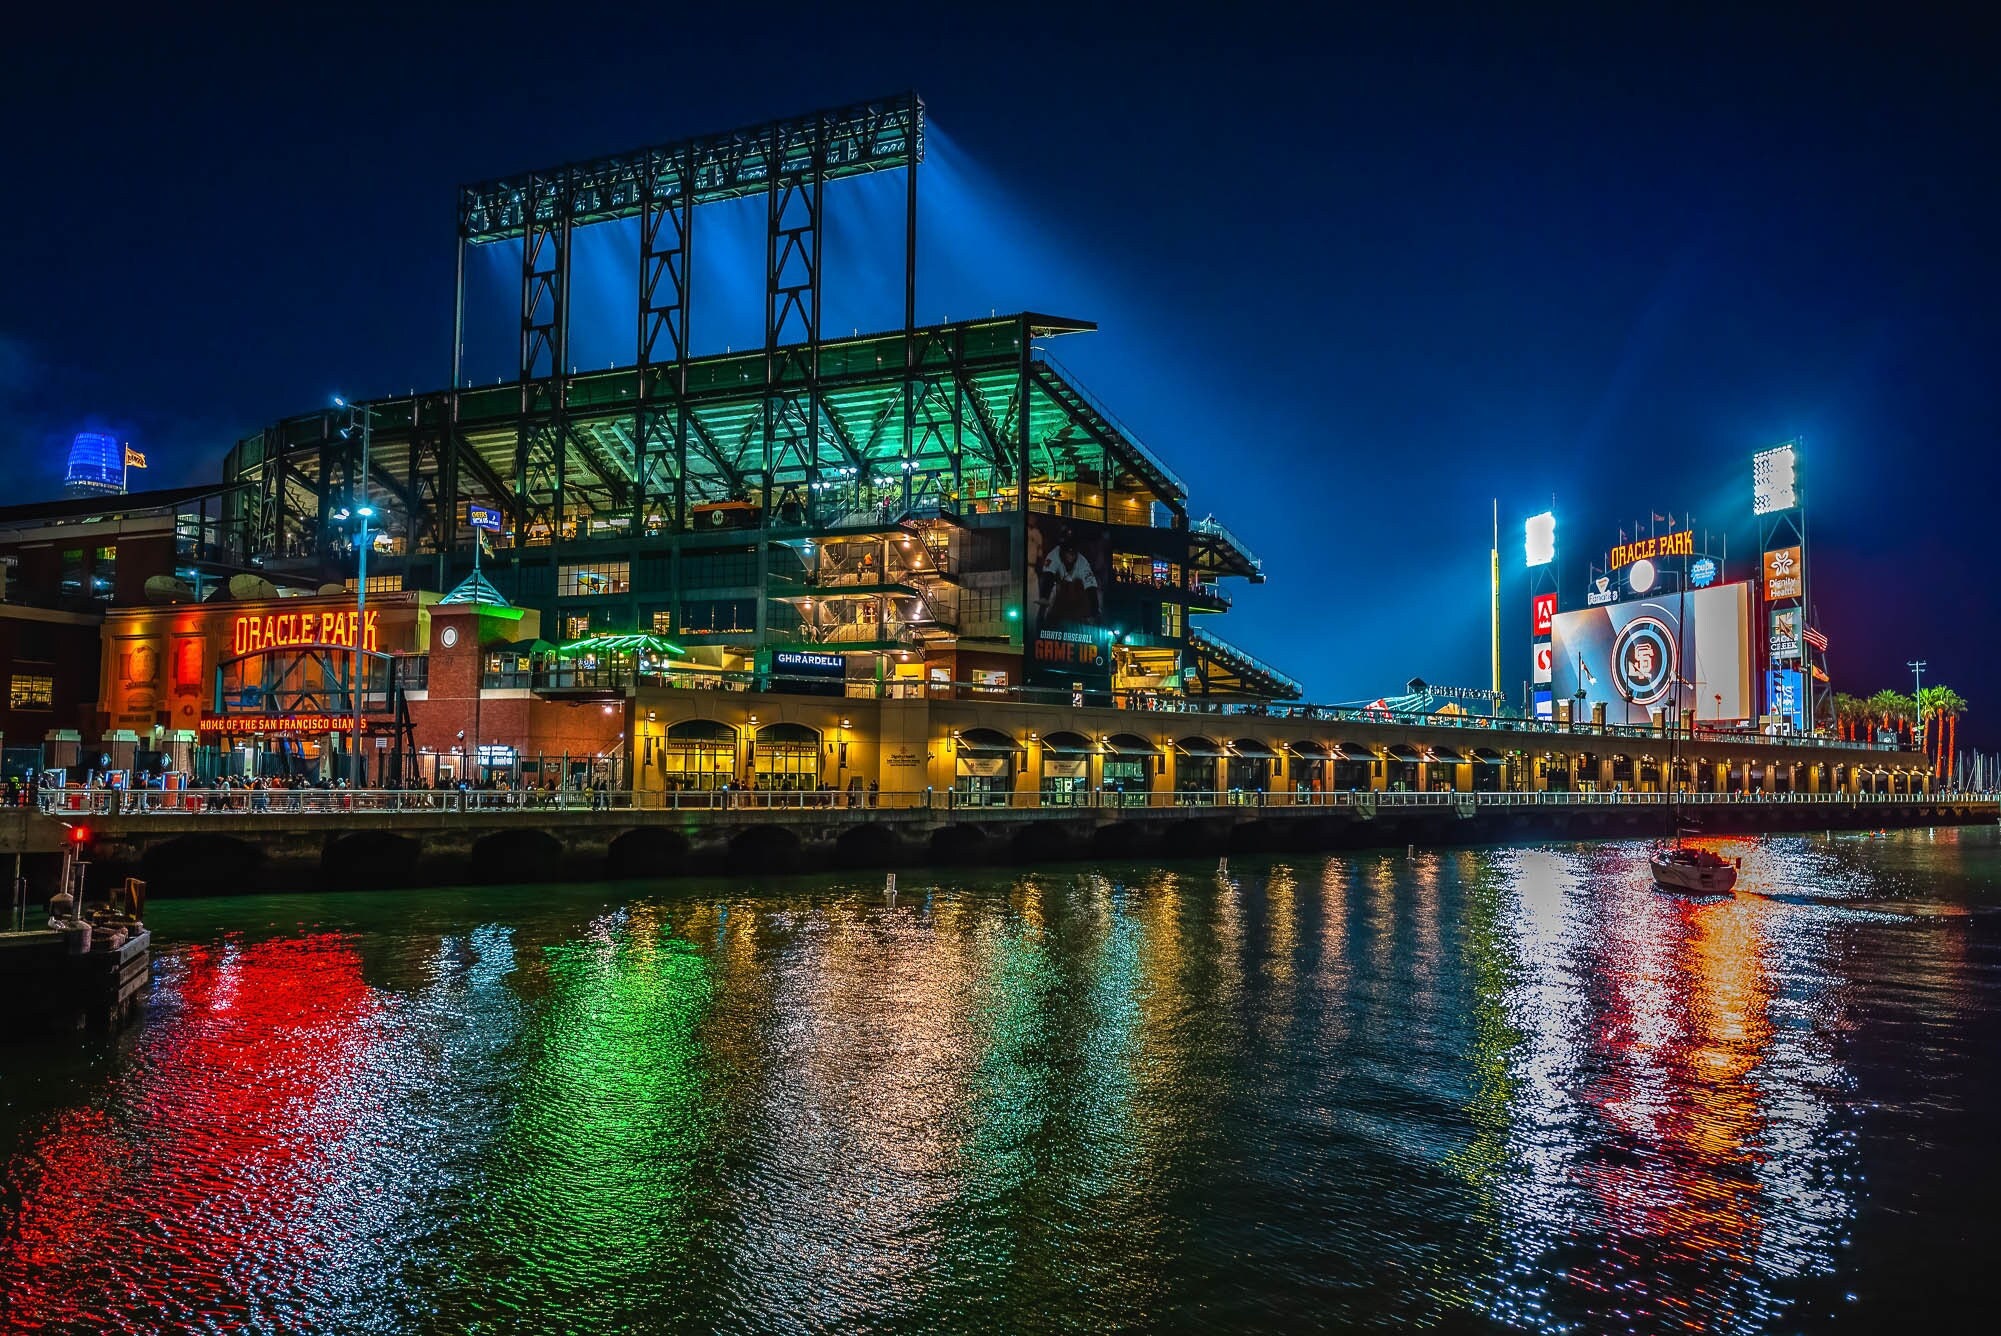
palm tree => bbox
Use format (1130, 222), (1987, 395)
(1916, 686), (1946, 774)
(1932, 686), (1968, 784)
(1865, 689), (1907, 746)
(1828, 691), (1865, 741)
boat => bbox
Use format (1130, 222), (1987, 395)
(1648, 544), (1739, 896)
(1649, 841), (1739, 894)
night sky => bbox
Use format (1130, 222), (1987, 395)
(4, 8), (1995, 735)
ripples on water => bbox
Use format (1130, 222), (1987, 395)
(2, 828), (1997, 1334)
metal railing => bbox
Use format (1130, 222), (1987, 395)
(37, 787), (1989, 819)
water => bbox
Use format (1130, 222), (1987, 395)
(4, 827), (1998, 1334)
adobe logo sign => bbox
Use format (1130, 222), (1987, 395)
(1531, 592), (1558, 637)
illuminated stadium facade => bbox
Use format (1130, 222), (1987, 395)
(218, 92), (1295, 703)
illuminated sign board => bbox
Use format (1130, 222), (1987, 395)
(1607, 530), (1693, 571)
(1753, 443), (1799, 515)
(1766, 669), (1805, 731)
(1586, 575), (1616, 607)
(1524, 511), (1556, 567)
(199, 713), (387, 736)
(1769, 607), (1802, 661)
(1533, 643), (1553, 684)
(1532, 592), (1557, 637)
(1762, 546), (1802, 601)
(1690, 557), (1717, 587)
(231, 608), (380, 657)
(772, 649), (846, 697)
(467, 503), (505, 533)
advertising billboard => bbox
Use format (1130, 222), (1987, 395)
(1549, 582), (1753, 724)
(1763, 545), (1802, 601)
(1533, 642), (1553, 684)
(1768, 606), (1801, 662)
(1026, 512), (1113, 692)
(1532, 592), (1557, 637)
(1766, 669), (1805, 731)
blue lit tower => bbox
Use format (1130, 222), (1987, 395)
(63, 432), (126, 498)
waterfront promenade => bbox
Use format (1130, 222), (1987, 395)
(9, 787), (1994, 898)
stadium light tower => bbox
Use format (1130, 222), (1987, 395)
(334, 396), (377, 785)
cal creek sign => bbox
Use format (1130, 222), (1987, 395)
(1607, 530), (1693, 570)
(232, 609), (380, 656)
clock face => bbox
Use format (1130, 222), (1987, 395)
(440, 625), (459, 648)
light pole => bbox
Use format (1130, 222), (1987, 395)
(1909, 659), (1926, 754)
(335, 397), (376, 787)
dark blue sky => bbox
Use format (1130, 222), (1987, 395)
(4, 7), (1995, 732)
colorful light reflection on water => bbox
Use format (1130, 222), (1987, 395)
(2, 828), (1996, 1333)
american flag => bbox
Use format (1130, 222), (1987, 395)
(1804, 625), (1829, 652)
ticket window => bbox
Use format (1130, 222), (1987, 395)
(1041, 755), (1089, 806)
(955, 754), (1013, 806)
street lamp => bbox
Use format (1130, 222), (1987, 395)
(335, 396), (377, 786)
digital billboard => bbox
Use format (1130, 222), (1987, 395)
(1549, 582), (1753, 725)
(1533, 642), (1553, 683)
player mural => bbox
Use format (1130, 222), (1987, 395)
(1026, 513), (1113, 693)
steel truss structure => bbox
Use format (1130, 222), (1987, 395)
(221, 92), (1297, 698)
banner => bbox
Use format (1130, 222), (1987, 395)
(1550, 582), (1753, 724)
(1026, 512), (1113, 693)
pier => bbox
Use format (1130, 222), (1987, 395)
(9, 788), (1994, 897)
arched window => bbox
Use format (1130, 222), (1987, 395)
(754, 722), (822, 790)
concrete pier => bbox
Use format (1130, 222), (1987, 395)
(11, 792), (1995, 897)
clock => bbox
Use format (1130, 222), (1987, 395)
(440, 625), (459, 648)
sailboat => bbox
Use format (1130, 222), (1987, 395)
(1649, 543), (1739, 894)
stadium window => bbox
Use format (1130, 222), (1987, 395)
(1160, 602), (1184, 638)
(650, 609), (674, 634)
(558, 560), (631, 598)
(10, 673), (54, 710)
(564, 614), (591, 641)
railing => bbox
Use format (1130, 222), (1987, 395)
(1191, 515), (1263, 575)
(38, 787), (1990, 819)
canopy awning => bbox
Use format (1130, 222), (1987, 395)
(667, 719), (735, 743)
(957, 727), (1018, 755)
(1472, 746), (1504, 762)
(1284, 739), (1328, 758)
(1040, 731), (1093, 755)
(1424, 746), (1465, 763)
(1332, 747), (1377, 764)
(549, 632), (686, 659)
(1229, 738), (1276, 758)
(1384, 743), (1422, 762)
(1175, 737), (1225, 758)
(1104, 733), (1159, 757)
(756, 722), (820, 746)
